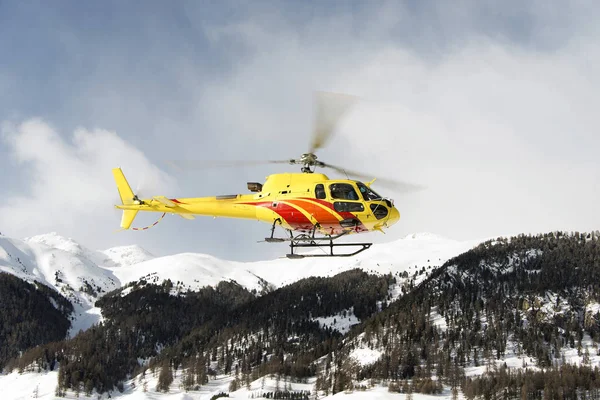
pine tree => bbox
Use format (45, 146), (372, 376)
(583, 346), (591, 366)
(156, 361), (173, 393)
(229, 377), (239, 392)
(452, 387), (458, 400)
(182, 367), (195, 392)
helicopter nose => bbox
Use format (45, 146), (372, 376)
(388, 206), (400, 226)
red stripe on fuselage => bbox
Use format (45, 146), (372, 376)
(298, 197), (369, 233)
(298, 198), (352, 218)
(242, 199), (369, 233)
(274, 202), (314, 231)
(242, 201), (314, 231)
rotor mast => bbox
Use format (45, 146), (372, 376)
(288, 153), (325, 173)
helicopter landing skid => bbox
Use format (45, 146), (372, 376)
(287, 239), (372, 258)
(263, 221), (372, 258)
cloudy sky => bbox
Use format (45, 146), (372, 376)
(1, 1), (598, 261)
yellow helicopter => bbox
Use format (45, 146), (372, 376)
(113, 92), (421, 258)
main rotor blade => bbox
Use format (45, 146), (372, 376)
(166, 159), (290, 171)
(310, 91), (359, 154)
(321, 162), (425, 193)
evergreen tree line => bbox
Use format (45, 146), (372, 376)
(463, 363), (600, 399)
(8, 269), (393, 394)
(151, 270), (394, 392)
(0, 273), (72, 370)
(8, 231), (600, 397)
(334, 232), (600, 396)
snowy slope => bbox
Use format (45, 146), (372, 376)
(109, 232), (479, 295)
(242, 232), (480, 288)
(3, 232), (599, 400)
(0, 231), (479, 337)
(0, 231), (489, 400)
(0, 233), (120, 335)
(0, 367), (465, 400)
(0, 233), (157, 335)
(110, 252), (271, 294)
(102, 245), (155, 267)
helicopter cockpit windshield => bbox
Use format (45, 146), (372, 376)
(356, 182), (382, 201)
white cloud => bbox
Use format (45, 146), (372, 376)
(0, 120), (176, 248)
(192, 5), (600, 242)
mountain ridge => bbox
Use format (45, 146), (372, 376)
(2, 231), (600, 398)
(0, 231), (481, 335)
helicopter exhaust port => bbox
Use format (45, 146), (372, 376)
(247, 182), (263, 192)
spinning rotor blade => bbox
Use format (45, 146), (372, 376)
(321, 162), (425, 193)
(135, 174), (148, 198)
(310, 91), (359, 153)
(166, 159), (290, 171)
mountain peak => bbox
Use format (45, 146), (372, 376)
(102, 245), (155, 267)
(402, 232), (450, 241)
(25, 232), (86, 253)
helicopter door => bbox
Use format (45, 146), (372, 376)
(329, 183), (360, 201)
(328, 183), (369, 228)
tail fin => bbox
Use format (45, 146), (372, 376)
(113, 168), (135, 205)
(112, 168), (139, 230)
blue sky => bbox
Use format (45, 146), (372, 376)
(1, 1), (599, 260)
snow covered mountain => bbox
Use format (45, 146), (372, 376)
(0, 233), (122, 335)
(0, 231), (483, 399)
(3, 231), (600, 399)
(0, 231), (480, 336)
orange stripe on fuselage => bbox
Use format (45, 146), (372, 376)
(285, 199), (342, 225)
(243, 200), (315, 231)
(298, 197), (369, 233)
(241, 198), (369, 233)
(298, 198), (357, 220)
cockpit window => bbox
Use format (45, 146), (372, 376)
(356, 182), (382, 201)
(315, 184), (326, 199)
(329, 183), (359, 200)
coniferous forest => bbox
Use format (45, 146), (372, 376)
(0, 273), (72, 370)
(2, 231), (600, 399)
